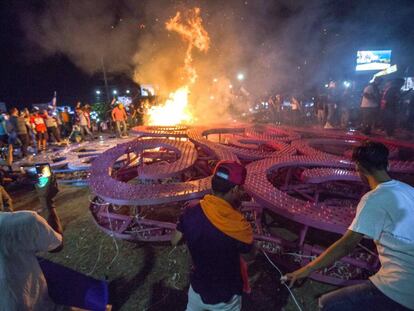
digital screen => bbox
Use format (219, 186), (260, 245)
(356, 50), (392, 71)
(36, 163), (52, 178)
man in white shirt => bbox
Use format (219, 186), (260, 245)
(360, 77), (382, 134)
(284, 141), (414, 310)
(0, 176), (64, 311)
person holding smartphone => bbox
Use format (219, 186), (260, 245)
(0, 163), (64, 311)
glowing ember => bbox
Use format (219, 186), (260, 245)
(145, 8), (210, 126)
(147, 86), (192, 126)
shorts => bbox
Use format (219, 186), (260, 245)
(36, 132), (47, 141)
(8, 133), (21, 146)
(0, 135), (8, 145)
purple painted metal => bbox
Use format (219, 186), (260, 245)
(251, 125), (301, 142)
(291, 138), (414, 173)
(131, 125), (189, 138)
(223, 136), (297, 161)
(89, 139), (212, 205)
(136, 140), (197, 180)
(244, 156), (357, 234)
(301, 168), (360, 184)
(88, 125), (414, 285)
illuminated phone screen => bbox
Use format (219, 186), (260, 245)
(35, 163), (52, 187)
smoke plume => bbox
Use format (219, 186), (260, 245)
(20, 0), (414, 124)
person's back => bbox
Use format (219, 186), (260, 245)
(77, 109), (88, 126)
(0, 211), (62, 311)
(30, 113), (46, 133)
(61, 111), (70, 123)
(44, 115), (58, 128)
(20, 114), (29, 130)
(353, 179), (414, 309)
(12, 115), (28, 135)
(172, 161), (253, 310)
(178, 202), (251, 304)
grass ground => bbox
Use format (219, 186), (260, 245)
(12, 184), (335, 311)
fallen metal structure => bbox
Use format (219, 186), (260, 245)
(15, 136), (136, 185)
(85, 125), (414, 286)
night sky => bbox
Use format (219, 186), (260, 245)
(0, 2), (94, 106)
(1, 0), (414, 108)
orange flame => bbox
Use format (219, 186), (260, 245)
(166, 7), (210, 84)
(146, 86), (192, 126)
(147, 8), (210, 126)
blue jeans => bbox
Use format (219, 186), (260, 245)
(319, 280), (410, 311)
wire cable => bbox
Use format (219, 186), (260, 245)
(143, 246), (180, 311)
(87, 238), (105, 275)
(106, 207), (120, 269)
(262, 250), (303, 311)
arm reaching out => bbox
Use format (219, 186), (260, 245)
(35, 176), (63, 252)
(284, 230), (364, 287)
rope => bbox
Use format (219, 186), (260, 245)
(262, 250), (303, 311)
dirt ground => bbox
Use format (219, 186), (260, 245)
(12, 184), (335, 311)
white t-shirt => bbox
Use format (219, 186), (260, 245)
(349, 180), (414, 310)
(360, 84), (379, 108)
(77, 111), (88, 126)
(0, 211), (63, 311)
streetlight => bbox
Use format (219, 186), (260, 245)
(96, 90), (101, 95)
(126, 89), (130, 94)
(237, 73), (245, 81)
(113, 90), (118, 95)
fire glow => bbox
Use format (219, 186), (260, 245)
(146, 8), (210, 126)
(147, 86), (191, 126)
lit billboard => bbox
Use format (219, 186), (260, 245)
(356, 50), (392, 71)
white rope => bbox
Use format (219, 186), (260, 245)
(87, 238), (104, 275)
(283, 252), (316, 260)
(262, 250), (303, 311)
(106, 207), (120, 269)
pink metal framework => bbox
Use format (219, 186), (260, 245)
(88, 125), (414, 286)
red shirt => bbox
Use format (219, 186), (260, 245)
(30, 115), (47, 133)
(111, 107), (127, 121)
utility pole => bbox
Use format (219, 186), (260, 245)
(101, 56), (110, 103)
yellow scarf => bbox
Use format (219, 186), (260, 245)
(200, 194), (253, 244)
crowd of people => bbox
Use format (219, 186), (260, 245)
(1, 142), (411, 310)
(0, 100), (139, 167)
(262, 77), (414, 137)
(1, 87), (414, 310)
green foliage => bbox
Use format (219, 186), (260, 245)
(91, 102), (109, 121)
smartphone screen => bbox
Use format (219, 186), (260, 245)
(35, 163), (52, 187)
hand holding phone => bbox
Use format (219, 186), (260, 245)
(36, 163), (52, 188)
(34, 163), (59, 208)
